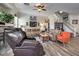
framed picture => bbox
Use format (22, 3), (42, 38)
(72, 19), (78, 24)
(26, 22), (28, 26)
(30, 16), (36, 20)
(63, 16), (68, 21)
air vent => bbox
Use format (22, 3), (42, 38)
(24, 3), (30, 6)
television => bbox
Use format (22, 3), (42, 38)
(30, 21), (37, 27)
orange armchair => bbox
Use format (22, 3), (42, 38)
(56, 32), (71, 44)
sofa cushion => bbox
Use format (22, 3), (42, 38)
(21, 40), (40, 46)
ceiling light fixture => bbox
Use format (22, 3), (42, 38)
(37, 8), (43, 12)
(34, 3), (46, 12)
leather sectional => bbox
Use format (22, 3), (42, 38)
(5, 28), (45, 56)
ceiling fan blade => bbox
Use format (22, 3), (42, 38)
(42, 9), (46, 11)
(33, 8), (47, 12)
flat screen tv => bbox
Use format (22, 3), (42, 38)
(30, 21), (37, 27)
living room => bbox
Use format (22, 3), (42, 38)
(0, 3), (79, 56)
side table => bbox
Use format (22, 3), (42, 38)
(40, 34), (50, 42)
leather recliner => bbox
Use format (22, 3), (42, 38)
(5, 28), (45, 56)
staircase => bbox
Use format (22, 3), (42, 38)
(63, 21), (76, 37)
(55, 12), (76, 37)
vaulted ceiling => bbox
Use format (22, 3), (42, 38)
(1, 3), (79, 17)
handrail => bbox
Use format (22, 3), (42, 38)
(55, 13), (76, 33)
(63, 21), (75, 32)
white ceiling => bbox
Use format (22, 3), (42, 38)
(2, 3), (79, 16)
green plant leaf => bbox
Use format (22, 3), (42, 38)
(0, 11), (14, 23)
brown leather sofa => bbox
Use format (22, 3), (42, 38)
(5, 28), (45, 56)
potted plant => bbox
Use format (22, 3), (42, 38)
(0, 11), (14, 25)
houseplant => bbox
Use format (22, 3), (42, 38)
(0, 11), (14, 24)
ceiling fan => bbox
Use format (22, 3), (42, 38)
(34, 3), (46, 12)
